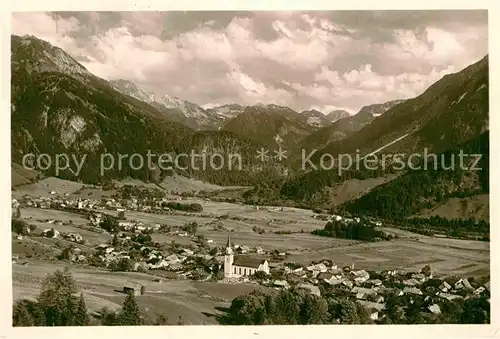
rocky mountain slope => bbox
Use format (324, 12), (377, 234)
(277, 56), (489, 213)
(222, 104), (315, 150)
(325, 110), (351, 122)
(313, 56), (488, 162)
(295, 99), (404, 158)
(10, 35), (281, 186)
(340, 131), (489, 219)
(299, 109), (330, 128)
(11, 35), (193, 183)
(110, 79), (240, 131)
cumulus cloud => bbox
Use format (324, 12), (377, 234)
(11, 10), (487, 113)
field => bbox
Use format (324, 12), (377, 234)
(416, 194), (490, 222)
(11, 177), (491, 324)
(14, 195), (490, 276)
(12, 260), (269, 325)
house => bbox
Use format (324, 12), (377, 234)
(473, 286), (486, 295)
(66, 233), (83, 243)
(331, 214), (342, 221)
(273, 280), (289, 288)
(299, 283), (321, 297)
(403, 278), (421, 286)
(317, 272), (333, 281)
(403, 287), (423, 295)
(12, 199), (20, 209)
(368, 279), (383, 287)
(352, 270), (370, 283)
(123, 281), (143, 296)
(357, 300), (385, 320)
(236, 245), (250, 254)
(223, 236), (270, 278)
(352, 287), (377, 300)
(438, 293), (463, 301)
(324, 277), (344, 286)
(42, 228), (60, 239)
(306, 263), (327, 273)
(428, 304), (441, 315)
(411, 273), (427, 282)
(439, 281), (452, 293)
(182, 248), (194, 256)
(455, 278), (473, 290)
(342, 280), (354, 289)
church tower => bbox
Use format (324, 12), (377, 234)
(224, 235), (233, 278)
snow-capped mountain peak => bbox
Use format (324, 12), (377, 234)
(109, 79), (156, 104)
(13, 35), (93, 82)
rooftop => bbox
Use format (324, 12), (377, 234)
(233, 256), (267, 268)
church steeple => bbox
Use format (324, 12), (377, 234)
(225, 235), (233, 255)
(224, 235), (234, 278)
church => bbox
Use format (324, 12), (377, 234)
(224, 236), (270, 278)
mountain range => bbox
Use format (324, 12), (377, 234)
(278, 55), (489, 218)
(10, 34), (489, 221)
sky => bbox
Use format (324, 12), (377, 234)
(11, 11), (487, 114)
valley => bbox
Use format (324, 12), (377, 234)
(9, 11), (490, 327)
(11, 175), (490, 325)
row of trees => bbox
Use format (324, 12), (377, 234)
(401, 216), (489, 239)
(12, 218), (36, 236)
(221, 288), (372, 325)
(13, 269), (170, 326)
(312, 220), (390, 241)
(222, 283), (490, 325)
(113, 185), (166, 200)
(163, 202), (203, 213)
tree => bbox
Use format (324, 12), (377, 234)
(152, 313), (168, 325)
(100, 215), (119, 233)
(117, 211), (125, 220)
(37, 269), (78, 326)
(421, 265), (432, 277)
(112, 234), (119, 246)
(15, 207), (21, 218)
(253, 270), (268, 280)
(460, 295), (490, 324)
(299, 294), (329, 324)
(58, 246), (74, 261)
(337, 299), (359, 324)
(119, 293), (142, 325)
(74, 293), (89, 325)
(12, 299), (43, 326)
(99, 307), (119, 326)
(110, 258), (133, 272)
(12, 218), (28, 235)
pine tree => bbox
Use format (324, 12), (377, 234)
(119, 292), (142, 325)
(37, 269), (78, 326)
(13, 300), (35, 326)
(74, 293), (89, 326)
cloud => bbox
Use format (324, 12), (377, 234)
(11, 10), (487, 113)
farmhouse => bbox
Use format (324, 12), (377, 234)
(123, 281), (143, 296)
(224, 236), (270, 278)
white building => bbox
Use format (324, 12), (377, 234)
(224, 236), (270, 278)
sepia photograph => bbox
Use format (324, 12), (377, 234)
(5, 6), (494, 332)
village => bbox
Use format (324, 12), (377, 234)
(11, 186), (491, 323)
